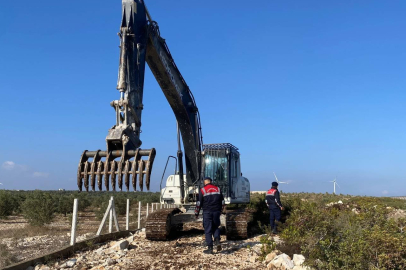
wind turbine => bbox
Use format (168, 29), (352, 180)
(330, 178), (340, 194)
(273, 172), (288, 185)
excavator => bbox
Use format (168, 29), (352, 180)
(77, 0), (253, 240)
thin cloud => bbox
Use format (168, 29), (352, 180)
(1, 161), (28, 171)
(2, 161), (15, 170)
(33, 172), (50, 178)
(382, 190), (389, 195)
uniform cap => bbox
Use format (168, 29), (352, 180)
(204, 177), (213, 182)
(272, 181), (278, 187)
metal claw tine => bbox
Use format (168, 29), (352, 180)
(124, 160), (130, 191)
(97, 160), (103, 191)
(111, 160), (117, 191)
(90, 162), (96, 191)
(77, 150), (88, 192)
(118, 160), (124, 191)
(138, 159), (144, 191)
(133, 149), (140, 191)
(84, 161), (89, 192)
(145, 148), (156, 190)
(145, 160), (151, 191)
(104, 153), (111, 191)
(132, 159), (138, 191)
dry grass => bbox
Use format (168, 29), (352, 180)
(0, 225), (69, 240)
(0, 243), (18, 268)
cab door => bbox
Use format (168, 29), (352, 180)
(230, 152), (240, 199)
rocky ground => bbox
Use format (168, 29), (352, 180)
(0, 211), (140, 267)
(29, 228), (309, 270)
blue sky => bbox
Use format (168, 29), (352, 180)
(0, 0), (405, 196)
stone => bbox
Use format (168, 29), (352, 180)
(112, 240), (129, 251)
(126, 235), (134, 244)
(267, 253), (294, 270)
(251, 243), (263, 255)
(26, 267), (34, 270)
(293, 266), (312, 270)
(265, 250), (281, 263)
(293, 254), (305, 266)
(66, 259), (77, 268)
(249, 254), (258, 263)
(352, 208), (360, 214)
(106, 258), (116, 266)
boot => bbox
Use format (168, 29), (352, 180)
(203, 246), (213, 254)
(214, 238), (222, 252)
(272, 227), (278, 234)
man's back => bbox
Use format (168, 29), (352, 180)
(266, 187), (283, 209)
(200, 183), (224, 212)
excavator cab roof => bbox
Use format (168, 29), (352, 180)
(203, 143), (239, 153)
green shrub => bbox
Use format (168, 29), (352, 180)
(258, 235), (276, 261)
(22, 191), (56, 226)
(55, 194), (73, 217)
(279, 194), (406, 270)
(0, 191), (14, 218)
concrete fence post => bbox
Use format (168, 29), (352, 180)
(146, 203), (149, 217)
(138, 201), (141, 229)
(109, 197), (113, 233)
(96, 199), (113, 235)
(126, 199), (130, 231)
(70, 198), (79, 246)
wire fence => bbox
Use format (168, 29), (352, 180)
(0, 197), (175, 268)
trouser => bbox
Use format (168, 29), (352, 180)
(203, 211), (221, 247)
(269, 208), (281, 230)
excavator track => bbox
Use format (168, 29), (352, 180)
(226, 208), (254, 240)
(145, 208), (182, 240)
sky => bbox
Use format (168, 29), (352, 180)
(0, 0), (405, 197)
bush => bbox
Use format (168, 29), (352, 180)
(55, 194), (73, 217)
(0, 191), (14, 218)
(279, 194), (406, 270)
(22, 191), (56, 226)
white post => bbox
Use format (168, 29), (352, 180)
(146, 203), (149, 217)
(126, 199), (130, 231)
(96, 199), (113, 236)
(138, 201), (141, 229)
(160, 203), (162, 209)
(151, 203), (154, 213)
(109, 197), (113, 233)
(70, 198), (79, 246)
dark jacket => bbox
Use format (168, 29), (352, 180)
(195, 183), (225, 215)
(265, 187), (283, 209)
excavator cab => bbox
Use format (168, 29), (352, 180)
(203, 144), (250, 204)
(160, 143), (250, 205)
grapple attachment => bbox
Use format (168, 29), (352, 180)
(77, 148), (156, 192)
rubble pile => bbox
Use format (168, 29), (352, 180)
(29, 230), (312, 270)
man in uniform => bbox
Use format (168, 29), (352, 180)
(195, 177), (225, 254)
(266, 181), (284, 234)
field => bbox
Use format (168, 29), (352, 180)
(1, 190), (405, 269)
(0, 190), (160, 268)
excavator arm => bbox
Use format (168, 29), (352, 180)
(77, 0), (203, 193)
(145, 20), (203, 187)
